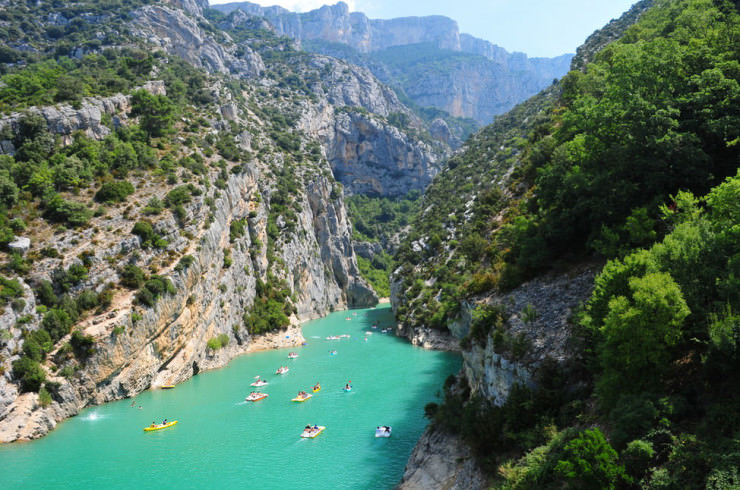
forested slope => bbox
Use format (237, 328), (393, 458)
(392, 0), (740, 487)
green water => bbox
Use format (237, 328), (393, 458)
(0, 305), (460, 489)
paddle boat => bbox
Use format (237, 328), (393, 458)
(251, 377), (268, 387)
(375, 426), (392, 438)
(144, 420), (178, 432)
(245, 392), (269, 402)
(275, 366), (289, 374)
(301, 425), (326, 438)
(312, 383), (321, 392)
(292, 391), (312, 402)
(288, 352), (299, 359)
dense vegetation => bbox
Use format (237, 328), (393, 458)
(399, 0), (740, 487)
(345, 192), (421, 297)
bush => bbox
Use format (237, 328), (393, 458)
(70, 330), (95, 359)
(164, 186), (192, 207)
(41, 308), (73, 342)
(0, 276), (24, 302)
(22, 328), (52, 362)
(174, 255), (194, 272)
(131, 221), (155, 245)
(554, 428), (627, 489)
(207, 333), (230, 350)
(38, 386), (52, 407)
(94, 180), (135, 203)
(12, 356), (46, 393)
(135, 275), (175, 307)
(43, 194), (92, 226)
(119, 264), (145, 289)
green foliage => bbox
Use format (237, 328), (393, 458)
(12, 356), (45, 393)
(174, 255), (195, 273)
(94, 180), (135, 203)
(41, 308), (73, 342)
(243, 275), (293, 335)
(207, 333), (230, 350)
(22, 328), (53, 362)
(596, 272), (690, 408)
(135, 275), (176, 308)
(119, 264), (146, 289)
(70, 330), (95, 359)
(129, 89), (176, 138)
(38, 386), (52, 408)
(131, 221), (167, 249)
(229, 218), (247, 242)
(42, 194), (92, 227)
(554, 428), (627, 489)
(164, 186), (192, 207)
(0, 275), (24, 302)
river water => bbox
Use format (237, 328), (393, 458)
(0, 305), (460, 489)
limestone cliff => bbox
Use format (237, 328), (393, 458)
(212, 2), (572, 125)
(0, 91), (375, 441)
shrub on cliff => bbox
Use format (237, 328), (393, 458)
(94, 180), (135, 203)
(12, 356), (46, 393)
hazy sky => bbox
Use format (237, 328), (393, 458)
(208, 0), (638, 57)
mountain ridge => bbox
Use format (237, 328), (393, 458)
(211, 1), (572, 125)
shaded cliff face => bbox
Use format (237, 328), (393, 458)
(212, 2), (572, 125)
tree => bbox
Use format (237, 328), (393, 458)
(555, 428), (627, 489)
(130, 89), (176, 138)
(597, 272), (690, 408)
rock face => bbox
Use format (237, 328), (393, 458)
(398, 424), (487, 490)
(213, 1), (572, 125)
(392, 265), (599, 486)
(0, 88), (142, 153)
(293, 55), (447, 198)
(130, 4), (264, 78)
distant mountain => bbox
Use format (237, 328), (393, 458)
(211, 1), (572, 127)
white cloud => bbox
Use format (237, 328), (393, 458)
(237, 0), (356, 12)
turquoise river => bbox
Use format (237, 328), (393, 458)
(0, 305), (460, 489)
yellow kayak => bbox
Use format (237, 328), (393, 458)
(161, 385), (176, 389)
(144, 420), (178, 431)
(312, 386), (321, 393)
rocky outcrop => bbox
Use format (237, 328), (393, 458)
(294, 55), (447, 198)
(394, 265), (598, 486)
(130, 4), (264, 78)
(398, 424), (487, 490)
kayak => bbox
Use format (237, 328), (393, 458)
(161, 385), (175, 389)
(301, 426), (326, 438)
(375, 426), (392, 438)
(144, 420), (178, 432)
(312, 386), (321, 392)
(292, 393), (312, 402)
(245, 392), (269, 402)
